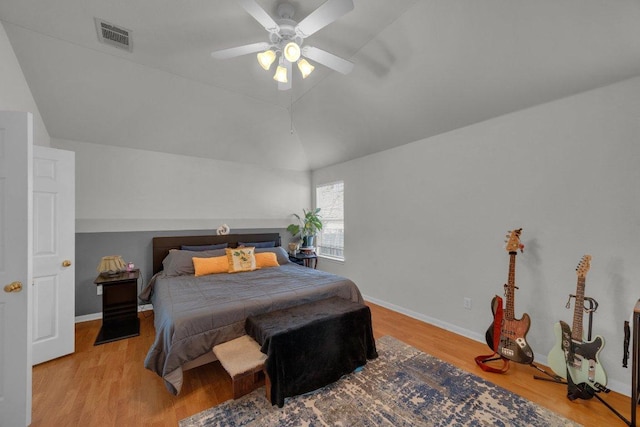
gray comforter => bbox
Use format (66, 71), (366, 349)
(143, 263), (363, 395)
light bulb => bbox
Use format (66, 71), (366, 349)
(257, 50), (276, 70)
(273, 65), (288, 83)
(297, 59), (315, 79)
(283, 42), (301, 62)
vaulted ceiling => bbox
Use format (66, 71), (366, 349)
(2, 0), (640, 171)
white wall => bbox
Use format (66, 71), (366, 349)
(0, 21), (49, 147)
(313, 76), (640, 396)
(52, 139), (310, 232)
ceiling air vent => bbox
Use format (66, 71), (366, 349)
(94, 18), (132, 52)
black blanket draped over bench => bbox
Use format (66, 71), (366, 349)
(245, 296), (378, 407)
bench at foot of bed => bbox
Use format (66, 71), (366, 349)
(213, 335), (267, 399)
(214, 297), (378, 406)
(245, 296), (379, 407)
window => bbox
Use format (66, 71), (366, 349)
(315, 181), (344, 260)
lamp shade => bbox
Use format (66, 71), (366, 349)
(297, 58), (315, 79)
(283, 42), (301, 62)
(257, 50), (276, 70)
(273, 65), (288, 83)
(97, 255), (126, 276)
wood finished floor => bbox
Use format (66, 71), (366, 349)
(32, 303), (636, 426)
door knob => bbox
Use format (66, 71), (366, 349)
(4, 281), (22, 293)
(62, 260), (72, 267)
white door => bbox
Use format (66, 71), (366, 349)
(32, 146), (74, 365)
(0, 112), (33, 426)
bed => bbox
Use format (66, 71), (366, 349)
(141, 233), (364, 395)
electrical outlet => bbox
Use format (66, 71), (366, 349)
(97, 285), (103, 295)
(463, 297), (472, 310)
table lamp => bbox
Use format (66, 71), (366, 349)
(97, 255), (126, 277)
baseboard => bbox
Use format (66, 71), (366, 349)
(74, 304), (153, 324)
(74, 312), (102, 323)
(363, 294), (629, 397)
(364, 294), (486, 344)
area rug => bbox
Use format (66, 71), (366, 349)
(180, 336), (579, 427)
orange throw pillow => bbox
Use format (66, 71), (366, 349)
(255, 252), (280, 268)
(193, 256), (228, 276)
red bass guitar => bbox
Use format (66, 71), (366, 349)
(485, 228), (534, 364)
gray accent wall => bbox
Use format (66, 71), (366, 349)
(75, 228), (285, 316)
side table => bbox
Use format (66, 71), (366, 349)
(289, 251), (318, 269)
(93, 270), (140, 345)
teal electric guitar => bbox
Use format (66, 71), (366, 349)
(547, 255), (607, 391)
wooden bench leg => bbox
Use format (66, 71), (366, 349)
(264, 368), (271, 403)
(232, 365), (265, 399)
(213, 335), (268, 400)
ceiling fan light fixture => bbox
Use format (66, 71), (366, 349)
(297, 58), (315, 79)
(283, 42), (301, 62)
(210, 0), (355, 90)
(273, 65), (288, 83)
(257, 49), (276, 70)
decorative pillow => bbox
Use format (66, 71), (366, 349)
(193, 256), (229, 276)
(162, 248), (227, 276)
(181, 243), (228, 251)
(255, 247), (290, 265)
(226, 247), (257, 273)
(255, 252), (279, 268)
(238, 241), (276, 248)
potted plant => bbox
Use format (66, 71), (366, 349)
(287, 208), (323, 248)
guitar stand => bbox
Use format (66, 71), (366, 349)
(532, 296), (633, 425)
(531, 362), (566, 384)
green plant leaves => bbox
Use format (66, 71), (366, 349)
(287, 208), (323, 237)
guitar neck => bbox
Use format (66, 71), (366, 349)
(505, 252), (517, 320)
(572, 277), (585, 341)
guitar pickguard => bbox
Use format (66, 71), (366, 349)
(567, 336), (606, 387)
(548, 321), (607, 390)
(498, 337), (534, 363)
(496, 316), (534, 364)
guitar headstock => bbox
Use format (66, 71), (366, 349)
(505, 228), (524, 253)
(576, 255), (592, 278)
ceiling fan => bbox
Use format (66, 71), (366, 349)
(211, 0), (355, 90)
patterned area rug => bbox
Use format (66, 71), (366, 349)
(180, 336), (580, 427)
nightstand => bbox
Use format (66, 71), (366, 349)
(289, 252), (318, 269)
(93, 270), (140, 345)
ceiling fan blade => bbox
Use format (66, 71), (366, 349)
(211, 42), (271, 59)
(302, 46), (354, 75)
(295, 0), (354, 38)
(237, 0), (280, 33)
(278, 59), (292, 91)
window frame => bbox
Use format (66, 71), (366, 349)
(315, 180), (345, 262)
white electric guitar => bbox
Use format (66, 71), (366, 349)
(547, 255), (607, 392)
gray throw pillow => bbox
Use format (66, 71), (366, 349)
(162, 248), (227, 276)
